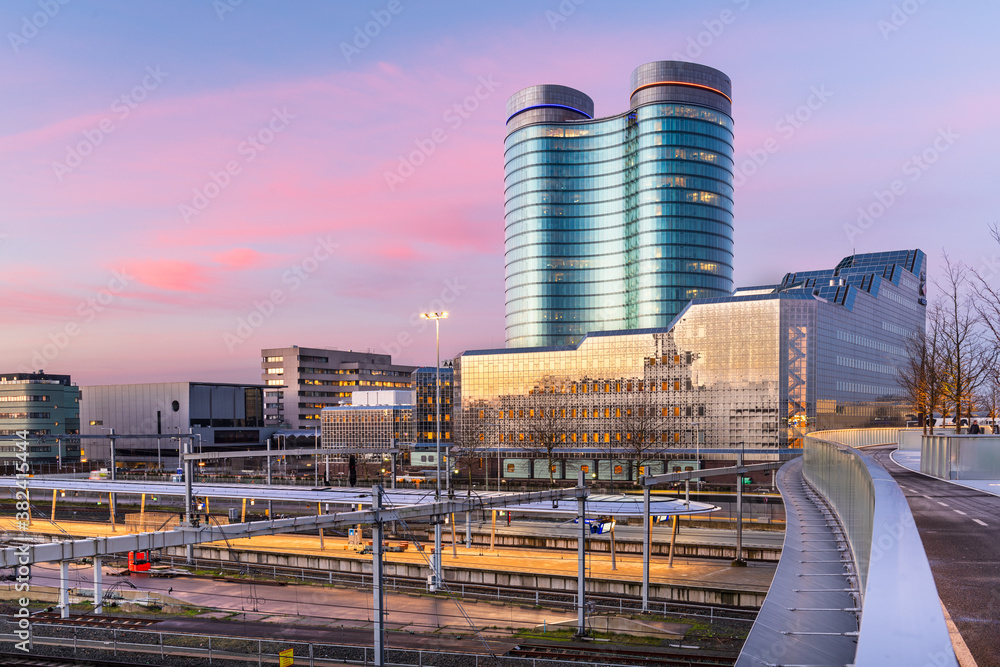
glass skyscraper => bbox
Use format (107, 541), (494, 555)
(504, 61), (734, 348)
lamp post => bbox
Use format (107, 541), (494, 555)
(98, 427), (116, 518)
(420, 312), (449, 498)
(421, 310), (448, 587)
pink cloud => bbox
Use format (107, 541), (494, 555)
(213, 247), (264, 269)
(123, 260), (213, 293)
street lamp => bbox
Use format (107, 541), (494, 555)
(421, 310), (448, 589)
(98, 427), (117, 518)
(420, 311), (449, 500)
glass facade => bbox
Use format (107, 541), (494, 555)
(505, 61), (734, 348)
(411, 367), (453, 445)
(457, 250), (926, 474)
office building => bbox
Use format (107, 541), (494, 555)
(261, 346), (415, 429)
(320, 390), (414, 453)
(505, 61), (734, 348)
(80, 381), (273, 468)
(411, 366), (453, 447)
(456, 250), (926, 477)
(0, 372), (81, 467)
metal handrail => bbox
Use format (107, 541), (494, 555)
(803, 430), (956, 666)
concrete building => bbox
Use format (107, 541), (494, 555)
(79, 381), (273, 469)
(456, 250), (926, 478)
(505, 61), (735, 347)
(0, 372), (81, 468)
(261, 346), (415, 429)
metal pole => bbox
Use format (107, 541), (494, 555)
(314, 427), (319, 486)
(434, 518), (442, 586)
(372, 485), (385, 667)
(183, 437), (195, 563)
(435, 319), (441, 497)
(109, 428), (116, 520)
(733, 450), (746, 566)
(450, 513), (457, 558)
(59, 560), (69, 618)
(465, 510), (472, 549)
(577, 469), (586, 637)
(93, 556), (102, 614)
(610, 522), (616, 570)
(642, 484), (650, 612)
(266, 438), (272, 520)
(668, 515), (678, 568)
(184, 439), (193, 526)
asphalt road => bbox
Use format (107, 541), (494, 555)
(870, 446), (1000, 666)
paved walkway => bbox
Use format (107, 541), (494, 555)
(871, 446), (999, 666)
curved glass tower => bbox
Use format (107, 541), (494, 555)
(504, 61), (734, 348)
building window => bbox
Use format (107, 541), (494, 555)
(264, 356), (284, 363)
(507, 463), (515, 473)
(265, 368), (284, 375)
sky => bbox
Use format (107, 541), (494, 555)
(2, 0), (998, 385)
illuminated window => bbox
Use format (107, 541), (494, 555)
(265, 368), (283, 375)
(614, 465), (623, 474)
(674, 407), (681, 417)
(674, 381), (681, 391)
(581, 465), (589, 473)
(507, 464), (515, 473)
(674, 432), (680, 443)
(661, 408), (670, 417)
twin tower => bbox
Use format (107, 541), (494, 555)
(504, 61), (734, 348)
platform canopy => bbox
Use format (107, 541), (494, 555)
(0, 479), (715, 517)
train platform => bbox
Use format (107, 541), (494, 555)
(1, 517), (775, 601)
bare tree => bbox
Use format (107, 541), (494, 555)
(898, 301), (946, 434)
(937, 254), (994, 432)
(612, 388), (668, 486)
(523, 390), (571, 489)
(977, 370), (1000, 433)
(450, 405), (493, 489)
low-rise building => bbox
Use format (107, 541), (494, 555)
(261, 346), (415, 429)
(80, 381), (274, 469)
(0, 372), (81, 468)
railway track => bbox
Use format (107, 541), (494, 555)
(0, 653), (145, 667)
(164, 554), (759, 625)
(509, 642), (736, 667)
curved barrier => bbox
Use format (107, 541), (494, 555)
(802, 430), (956, 665)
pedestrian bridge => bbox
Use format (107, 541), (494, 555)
(737, 428), (958, 666)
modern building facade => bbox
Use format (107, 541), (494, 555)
(320, 390), (415, 453)
(0, 372), (81, 467)
(80, 381), (273, 468)
(505, 61), (735, 348)
(457, 250), (926, 477)
(411, 366), (453, 447)
(261, 346), (415, 429)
